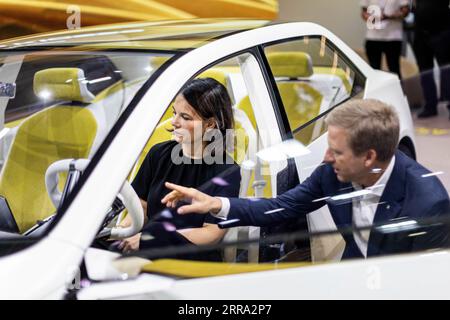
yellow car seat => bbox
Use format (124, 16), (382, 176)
(0, 67), (118, 232)
(266, 51), (324, 146)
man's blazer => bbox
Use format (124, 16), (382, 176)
(223, 151), (450, 259)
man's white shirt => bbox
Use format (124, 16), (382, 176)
(352, 156), (395, 257)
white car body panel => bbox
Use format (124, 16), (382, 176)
(78, 250), (450, 300)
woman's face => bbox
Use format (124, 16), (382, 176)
(171, 94), (209, 145)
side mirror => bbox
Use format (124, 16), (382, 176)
(0, 82), (16, 99)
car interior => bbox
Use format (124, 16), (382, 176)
(0, 52), (168, 244)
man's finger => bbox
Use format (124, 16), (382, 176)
(161, 190), (183, 204)
(165, 182), (194, 196)
(161, 191), (176, 204)
(178, 203), (203, 215)
(166, 200), (177, 208)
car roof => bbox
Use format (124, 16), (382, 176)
(0, 19), (270, 52)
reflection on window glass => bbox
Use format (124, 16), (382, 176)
(264, 36), (365, 145)
(0, 51), (173, 235)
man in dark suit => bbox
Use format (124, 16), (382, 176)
(162, 99), (450, 259)
(412, 0), (450, 118)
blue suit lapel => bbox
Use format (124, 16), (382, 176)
(327, 184), (363, 258)
(327, 184), (353, 227)
(367, 153), (406, 256)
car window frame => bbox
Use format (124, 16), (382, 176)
(259, 35), (367, 138)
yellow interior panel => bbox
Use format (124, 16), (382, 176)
(141, 258), (309, 278)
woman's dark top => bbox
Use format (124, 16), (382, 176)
(131, 140), (241, 229)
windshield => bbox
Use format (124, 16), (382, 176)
(0, 49), (175, 241)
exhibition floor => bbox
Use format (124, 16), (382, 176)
(414, 102), (450, 192)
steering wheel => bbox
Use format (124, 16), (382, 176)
(45, 159), (144, 239)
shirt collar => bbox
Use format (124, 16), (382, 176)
(352, 155), (396, 198)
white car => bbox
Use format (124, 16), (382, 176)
(0, 19), (439, 300)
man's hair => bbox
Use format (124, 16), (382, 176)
(325, 99), (400, 162)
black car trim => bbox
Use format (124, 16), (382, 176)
(254, 45), (293, 140)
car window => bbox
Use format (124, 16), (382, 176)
(0, 50), (175, 243)
(263, 36), (365, 146)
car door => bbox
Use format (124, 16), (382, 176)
(260, 35), (367, 261)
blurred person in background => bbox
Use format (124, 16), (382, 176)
(361, 0), (410, 79)
(412, 0), (450, 119)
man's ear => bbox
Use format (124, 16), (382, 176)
(364, 149), (377, 167)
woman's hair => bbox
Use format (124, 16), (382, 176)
(179, 77), (234, 153)
(180, 77), (234, 134)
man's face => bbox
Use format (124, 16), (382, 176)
(324, 125), (368, 183)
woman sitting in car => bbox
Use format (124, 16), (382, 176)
(118, 77), (241, 260)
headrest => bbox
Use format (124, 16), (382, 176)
(34, 68), (95, 103)
(198, 69), (228, 87)
(266, 52), (313, 78)
(197, 68), (235, 105)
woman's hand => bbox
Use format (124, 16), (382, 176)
(118, 232), (142, 252)
(161, 182), (222, 214)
